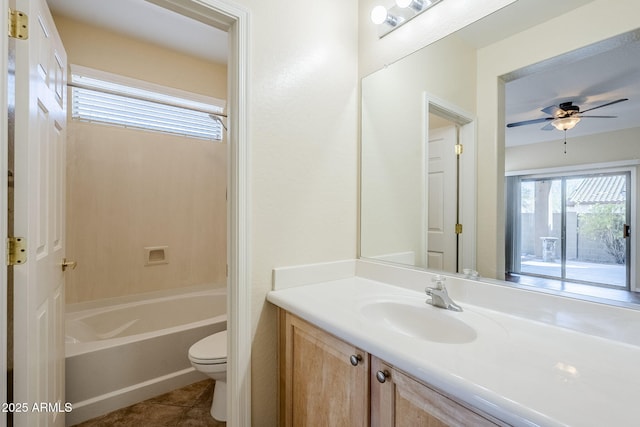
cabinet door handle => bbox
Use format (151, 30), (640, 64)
(349, 354), (363, 366)
(376, 370), (390, 383)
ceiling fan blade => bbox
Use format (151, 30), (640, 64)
(540, 105), (564, 116)
(580, 98), (629, 113)
(541, 123), (556, 131)
(578, 115), (618, 118)
(506, 117), (553, 128)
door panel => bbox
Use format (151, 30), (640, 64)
(13, 0), (67, 425)
(427, 126), (457, 272)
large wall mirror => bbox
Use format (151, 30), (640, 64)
(360, 0), (640, 307)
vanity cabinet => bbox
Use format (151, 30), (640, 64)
(279, 309), (506, 427)
(370, 357), (505, 427)
(279, 311), (370, 426)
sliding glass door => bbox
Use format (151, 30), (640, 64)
(509, 172), (630, 289)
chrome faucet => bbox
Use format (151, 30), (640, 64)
(425, 275), (463, 312)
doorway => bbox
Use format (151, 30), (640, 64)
(507, 170), (631, 290)
(4, 0), (250, 425)
(426, 99), (476, 274)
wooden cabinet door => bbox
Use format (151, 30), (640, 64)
(279, 311), (369, 427)
(371, 357), (503, 427)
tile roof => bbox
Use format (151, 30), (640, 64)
(568, 175), (626, 205)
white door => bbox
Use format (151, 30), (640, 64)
(427, 125), (457, 272)
(13, 0), (67, 425)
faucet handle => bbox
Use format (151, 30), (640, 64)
(431, 275), (446, 289)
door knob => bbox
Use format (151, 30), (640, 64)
(62, 258), (77, 272)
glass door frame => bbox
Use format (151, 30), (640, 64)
(506, 168), (632, 291)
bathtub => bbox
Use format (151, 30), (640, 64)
(65, 286), (226, 425)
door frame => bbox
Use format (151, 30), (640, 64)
(2, 5), (10, 426)
(424, 94), (477, 273)
(2, 0), (252, 426)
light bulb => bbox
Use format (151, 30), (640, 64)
(370, 5), (388, 25)
(396, 0), (426, 11)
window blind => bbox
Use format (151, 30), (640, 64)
(71, 72), (225, 141)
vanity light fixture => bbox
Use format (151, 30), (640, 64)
(371, 0), (443, 38)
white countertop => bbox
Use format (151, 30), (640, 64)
(267, 270), (640, 427)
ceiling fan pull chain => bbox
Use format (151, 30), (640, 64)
(564, 130), (567, 154)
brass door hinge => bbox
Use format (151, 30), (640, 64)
(455, 224), (463, 234)
(455, 144), (463, 156)
(7, 237), (27, 266)
(8, 8), (29, 40)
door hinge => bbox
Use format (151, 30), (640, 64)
(455, 224), (463, 234)
(455, 144), (463, 156)
(8, 9), (29, 40)
(7, 237), (27, 266)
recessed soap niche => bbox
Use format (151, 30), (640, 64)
(144, 246), (169, 266)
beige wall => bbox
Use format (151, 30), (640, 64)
(54, 15), (228, 303)
(477, 0), (640, 278)
(506, 127), (640, 172)
(239, 1), (359, 423)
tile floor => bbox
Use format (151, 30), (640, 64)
(72, 380), (225, 427)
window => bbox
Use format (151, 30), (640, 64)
(70, 65), (226, 141)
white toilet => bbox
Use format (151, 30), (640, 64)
(188, 330), (227, 421)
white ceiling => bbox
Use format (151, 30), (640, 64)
(45, 0), (228, 64)
(504, 34), (640, 147)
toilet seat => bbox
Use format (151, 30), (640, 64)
(189, 330), (227, 365)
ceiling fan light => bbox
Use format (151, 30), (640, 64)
(551, 116), (581, 131)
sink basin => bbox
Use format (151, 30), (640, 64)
(360, 300), (477, 344)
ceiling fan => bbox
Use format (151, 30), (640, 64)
(506, 98), (629, 131)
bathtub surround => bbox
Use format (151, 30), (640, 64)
(65, 121), (227, 303)
(52, 14), (228, 304)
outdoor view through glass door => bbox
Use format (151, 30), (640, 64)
(510, 172), (630, 289)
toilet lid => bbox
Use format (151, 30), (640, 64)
(189, 330), (227, 364)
